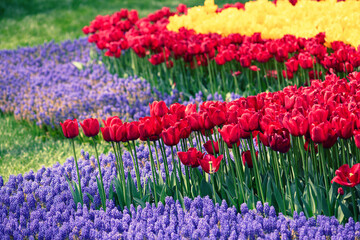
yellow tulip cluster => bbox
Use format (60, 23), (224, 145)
(167, 0), (360, 47)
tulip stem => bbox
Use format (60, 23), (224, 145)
(170, 146), (180, 200)
(71, 139), (83, 205)
(210, 173), (217, 203)
(146, 139), (158, 207)
(111, 142), (123, 192)
(116, 143), (127, 197)
(153, 141), (163, 182)
(226, 146), (242, 206)
(351, 187), (358, 222)
(131, 141), (143, 197)
(93, 137), (106, 210)
(248, 137), (265, 203)
(158, 140), (170, 185)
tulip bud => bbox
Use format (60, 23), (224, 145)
(60, 119), (79, 139)
(80, 118), (100, 137)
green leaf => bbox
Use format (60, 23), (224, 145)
(338, 202), (352, 223)
(86, 192), (94, 203)
(265, 177), (273, 204)
(133, 197), (145, 208)
(271, 181), (285, 214)
(200, 178), (213, 198)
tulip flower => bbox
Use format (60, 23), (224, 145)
(203, 140), (219, 155)
(161, 126), (180, 146)
(177, 148), (204, 168)
(199, 154), (223, 174)
(60, 119), (79, 139)
(126, 121), (140, 141)
(176, 119), (192, 139)
(238, 111), (260, 132)
(218, 124), (241, 146)
(139, 116), (162, 141)
(101, 126), (112, 142)
(169, 103), (186, 120)
(208, 105), (227, 126)
(241, 150), (258, 168)
(80, 118), (100, 137)
(102, 116), (122, 127)
(268, 127), (291, 153)
(338, 187), (344, 195)
(282, 113), (308, 137)
(110, 123), (127, 142)
(150, 101), (168, 117)
(331, 164), (360, 187)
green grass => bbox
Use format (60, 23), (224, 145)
(0, 113), (112, 181)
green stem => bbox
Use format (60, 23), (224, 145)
(93, 138), (106, 210)
(130, 141), (143, 197)
(146, 139), (158, 206)
(71, 139), (83, 204)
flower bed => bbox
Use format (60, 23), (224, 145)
(0, 38), (179, 127)
(83, 0), (360, 96)
(1, 150), (359, 239)
(54, 71), (360, 225)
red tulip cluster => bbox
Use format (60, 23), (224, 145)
(92, 72), (360, 156)
(83, 4), (360, 78)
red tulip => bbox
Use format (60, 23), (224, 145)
(268, 127), (291, 153)
(186, 113), (204, 132)
(310, 121), (334, 144)
(298, 53), (313, 69)
(161, 126), (180, 146)
(199, 154), (223, 174)
(110, 123), (127, 142)
(175, 119), (192, 139)
(354, 130), (360, 149)
(176, 3), (187, 14)
(126, 121), (140, 141)
(338, 187), (344, 195)
(331, 163), (360, 187)
(259, 131), (269, 147)
(218, 124), (240, 146)
(241, 150), (258, 168)
(139, 116), (162, 141)
(150, 101), (168, 118)
(185, 104), (197, 115)
(102, 116), (122, 127)
(169, 103), (186, 120)
(208, 105), (227, 126)
(331, 116), (354, 139)
(285, 58), (299, 72)
(60, 119), (79, 139)
(249, 65), (260, 72)
(203, 140), (219, 155)
(308, 108), (328, 125)
(282, 112), (308, 137)
(101, 126), (112, 142)
(161, 114), (178, 129)
(80, 118), (100, 137)
(177, 148), (204, 168)
(238, 111), (260, 132)
(201, 112), (215, 130)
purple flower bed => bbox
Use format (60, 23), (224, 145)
(1, 145), (359, 239)
(0, 38), (239, 128)
(0, 38), (180, 127)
